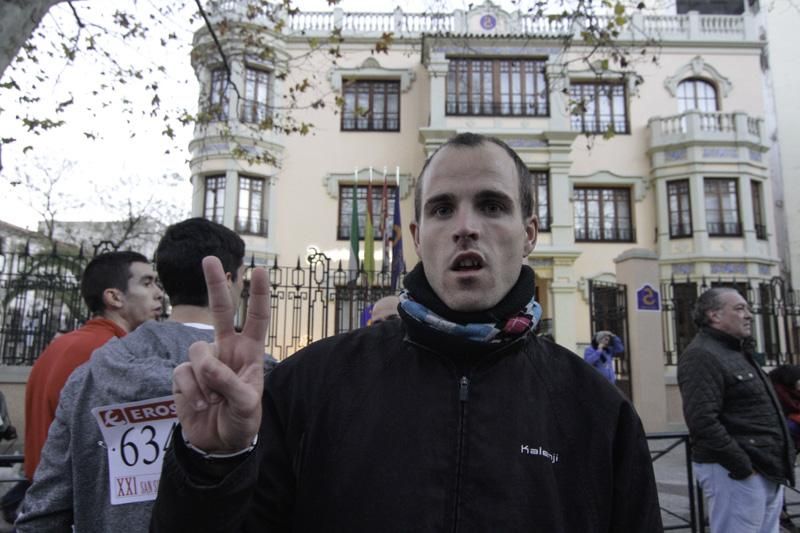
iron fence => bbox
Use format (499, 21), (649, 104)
(0, 246), (404, 366)
(0, 248), (90, 366)
(243, 251), (403, 361)
(661, 276), (800, 366)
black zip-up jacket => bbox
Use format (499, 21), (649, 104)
(152, 317), (662, 532)
(677, 327), (795, 484)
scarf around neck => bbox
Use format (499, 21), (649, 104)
(399, 263), (541, 344)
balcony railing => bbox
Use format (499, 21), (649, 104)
(239, 99), (272, 125)
(707, 221), (741, 237)
(206, 2), (756, 43)
(648, 111), (764, 149)
(575, 226), (636, 243)
(236, 216), (269, 237)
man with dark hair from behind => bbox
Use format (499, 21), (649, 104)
(152, 133), (661, 532)
(678, 287), (794, 533)
(24, 251), (162, 482)
(16, 218), (246, 533)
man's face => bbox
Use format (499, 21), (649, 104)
(410, 143), (537, 312)
(709, 290), (752, 339)
(119, 262), (163, 329)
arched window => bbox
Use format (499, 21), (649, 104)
(677, 78), (718, 112)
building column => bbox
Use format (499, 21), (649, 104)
(548, 253), (580, 353)
(614, 248), (667, 433)
(426, 52), (449, 129)
(689, 174), (709, 252)
(223, 170), (238, 229)
(545, 132), (578, 247)
(738, 177), (758, 254)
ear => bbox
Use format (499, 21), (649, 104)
(523, 215), (538, 256)
(410, 221), (422, 256)
(102, 288), (124, 310)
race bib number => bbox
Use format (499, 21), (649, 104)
(92, 395), (178, 505)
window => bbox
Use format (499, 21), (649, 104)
(237, 176), (267, 236)
(209, 69), (229, 121)
(677, 78), (718, 112)
(241, 67), (271, 124)
(204, 175), (226, 224)
(704, 178), (741, 236)
(531, 170), (550, 231)
(667, 180), (692, 238)
(569, 82), (629, 134)
(751, 180), (766, 240)
(446, 58), (548, 116)
(338, 185), (398, 240)
(574, 187), (634, 242)
(341, 80), (400, 131)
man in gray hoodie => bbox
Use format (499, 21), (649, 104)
(15, 217), (246, 533)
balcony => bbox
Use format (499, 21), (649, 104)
(206, 2), (756, 44)
(648, 111), (765, 151)
(239, 99), (272, 126)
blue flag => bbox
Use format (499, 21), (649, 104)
(390, 188), (405, 290)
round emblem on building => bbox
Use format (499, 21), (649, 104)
(479, 14), (496, 30)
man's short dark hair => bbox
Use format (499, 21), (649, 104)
(155, 218), (245, 307)
(81, 251), (150, 315)
(414, 133), (534, 222)
(692, 287), (741, 328)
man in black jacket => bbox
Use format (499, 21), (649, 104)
(678, 287), (794, 533)
(151, 133), (662, 532)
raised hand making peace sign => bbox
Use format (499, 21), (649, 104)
(172, 256), (270, 453)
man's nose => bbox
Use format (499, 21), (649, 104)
(452, 207), (479, 242)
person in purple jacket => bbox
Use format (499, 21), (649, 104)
(584, 330), (624, 383)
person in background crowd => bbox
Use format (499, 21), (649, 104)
(679, 288), (794, 533)
(369, 295), (400, 325)
(16, 218), (245, 533)
(583, 330), (624, 384)
(24, 251), (162, 481)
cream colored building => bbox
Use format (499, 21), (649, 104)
(183, 0), (778, 430)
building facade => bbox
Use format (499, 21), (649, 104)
(188, 0), (779, 429)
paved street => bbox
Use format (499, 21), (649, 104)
(651, 435), (800, 532)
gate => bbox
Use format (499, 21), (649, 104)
(248, 251), (401, 361)
(661, 276), (800, 366)
(0, 246), (90, 365)
(588, 279), (630, 398)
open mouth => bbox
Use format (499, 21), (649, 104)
(451, 254), (484, 272)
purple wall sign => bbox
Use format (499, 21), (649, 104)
(480, 14), (496, 30)
(636, 284), (661, 311)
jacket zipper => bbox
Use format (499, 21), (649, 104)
(452, 375), (470, 533)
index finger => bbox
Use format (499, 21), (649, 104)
(240, 266), (269, 345)
(203, 255), (235, 340)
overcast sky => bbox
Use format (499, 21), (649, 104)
(0, 0), (531, 231)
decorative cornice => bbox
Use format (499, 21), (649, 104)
(329, 57), (416, 93)
(664, 56), (732, 98)
(569, 170), (649, 202)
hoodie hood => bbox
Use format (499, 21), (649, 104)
(87, 320), (214, 401)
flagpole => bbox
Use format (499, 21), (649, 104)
(364, 167), (375, 285)
(381, 165), (389, 277)
(349, 167), (360, 282)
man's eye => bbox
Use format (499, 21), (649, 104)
(482, 202), (505, 215)
(431, 205), (452, 217)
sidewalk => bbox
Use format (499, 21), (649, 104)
(651, 436), (800, 531)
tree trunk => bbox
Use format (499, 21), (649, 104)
(0, 0), (65, 79)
